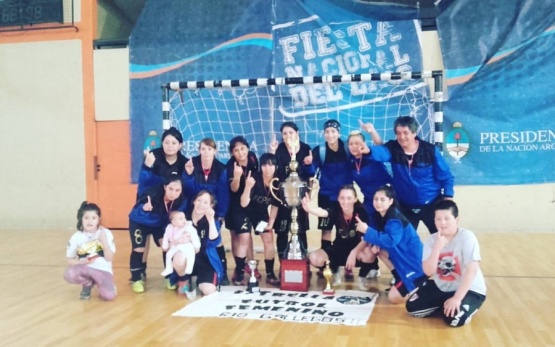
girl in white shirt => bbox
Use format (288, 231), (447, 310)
(64, 201), (116, 301)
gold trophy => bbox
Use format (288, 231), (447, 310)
(270, 136), (318, 260)
(322, 261), (334, 295)
(270, 135), (318, 291)
(77, 240), (102, 260)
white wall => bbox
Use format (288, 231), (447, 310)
(455, 184), (555, 232)
(94, 47), (129, 121)
(0, 40), (87, 229)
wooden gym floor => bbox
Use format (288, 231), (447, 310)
(1, 229), (554, 347)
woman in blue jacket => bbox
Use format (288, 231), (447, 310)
(128, 174), (188, 293)
(135, 127), (189, 282)
(182, 138), (230, 284)
(310, 120), (353, 255)
(351, 184), (426, 304)
(138, 127), (188, 196)
(347, 125), (391, 279)
(176, 190), (223, 299)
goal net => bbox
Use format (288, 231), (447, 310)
(162, 71), (443, 161)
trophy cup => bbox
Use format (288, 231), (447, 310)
(322, 261), (335, 295)
(270, 136), (318, 292)
(247, 260), (260, 293)
(77, 240), (102, 260)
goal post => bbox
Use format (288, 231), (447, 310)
(161, 70), (444, 160)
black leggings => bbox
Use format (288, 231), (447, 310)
(405, 278), (486, 327)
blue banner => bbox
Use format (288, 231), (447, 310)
(130, 0), (273, 179)
(129, 0), (430, 182)
(438, 0), (555, 184)
(270, 0), (430, 142)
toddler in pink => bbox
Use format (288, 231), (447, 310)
(161, 211), (201, 276)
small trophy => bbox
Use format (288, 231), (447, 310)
(322, 261), (335, 295)
(247, 260), (260, 293)
(77, 240), (102, 260)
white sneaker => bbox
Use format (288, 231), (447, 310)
(332, 267), (344, 286)
(160, 269), (173, 277)
(186, 289), (197, 300)
(366, 269), (381, 279)
(358, 276), (371, 291)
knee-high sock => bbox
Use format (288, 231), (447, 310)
(130, 250), (145, 281)
(234, 256), (246, 273)
(265, 258), (275, 275)
(276, 233), (289, 260)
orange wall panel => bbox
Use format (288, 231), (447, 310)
(96, 121), (137, 228)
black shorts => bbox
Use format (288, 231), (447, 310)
(225, 211), (250, 234)
(191, 258), (218, 286)
(247, 214), (272, 235)
(406, 278), (486, 326)
(317, 194), (333, 230)
(324, 245), (361, 272)
(128, 220), (165, 248)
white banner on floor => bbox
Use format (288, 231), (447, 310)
(172, 286), (379, 326)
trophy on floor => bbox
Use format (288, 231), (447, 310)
(270, 136), (318, 292)
(322, 261), (334, 295)
(247, 260), (260, 293)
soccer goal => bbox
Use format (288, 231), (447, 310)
(161, 71), (444, 160)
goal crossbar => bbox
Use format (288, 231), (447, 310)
(161, 70), (444, 149)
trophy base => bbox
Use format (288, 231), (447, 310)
(280, 259), (310, 292)
(247, 282), (260, 293)
(322, 288), (335, 296)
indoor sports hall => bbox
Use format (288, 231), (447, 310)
(0, 1), (554, 346)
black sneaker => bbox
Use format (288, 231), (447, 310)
(266, 273), (280, 286)
(220, 273), (231, 286)
(232, 270), (244, 285)
(80, 285), (92, 300)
